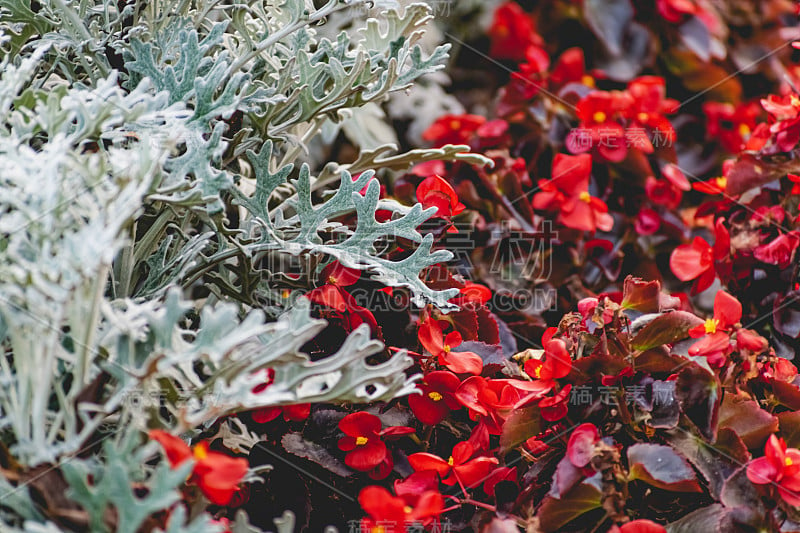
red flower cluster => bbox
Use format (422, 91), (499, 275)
(566, 76), (678, 162)
(149, 430), (249, 505)
(532, 153), (614, 233)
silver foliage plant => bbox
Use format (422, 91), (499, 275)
(0, 0), (489, 530)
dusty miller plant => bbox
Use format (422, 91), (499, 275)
(0, 0), (489, 530)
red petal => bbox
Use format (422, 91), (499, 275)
(410, 490), (444, 521)
(567, 423), (599, 468)
(319, 260), (361, 287)
(251, 407), (282, 424)
(408, 452), (452, 476)
(409, 390), (451, 425)
(455, 376), (489, 415)
(346, 440), (387, 471)
(418, 319), (445, 356)
(688, 331), (731, 357)
(551, 152), (592, 194)
(339, 411), (382, 438)
(306, 285), (347, 312)
(713, 291), (742, 328)
(670, 237), (713, 281)
(619, 519), (667, 533)
(149, 430), (192, 468)
(746, 456), (777, 485)
(452, 457), (500, 488)
(358, 486), (406, 525)
(542, 339), (572, 379)
(194, 451), (249, 505)
(440, 350), (483, 375)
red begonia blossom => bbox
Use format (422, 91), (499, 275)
(532, 153), (613, 232)
(747, 434), (800, 506)
(149, 430), (249, 505)
(487, 1), (542, 62)
(418, 318), (483, 375)
(337, 412), (414, 472)
(422, 114), (486, 147)
(416, 175), (466, 219)
(687, 290), (741, 366)
(408, 370), (462, 425)
(408, 441), (499, 488)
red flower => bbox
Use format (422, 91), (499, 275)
(532, 153), (614, 232)
(408, 441), (499, 488)
(567, 423), (600, 469)
(487, 2), (542, 62)
(359, 485), (443, 532)
(422, 114), (486, 147)
(149, 430), (249, 505)
(305, 261), (360, 312)
(670, 220), (730, 294)
(754, 231), (800, 268)
(455, 376), (527, 434)
(338, 412), (414, 473)
(761, 93), (800, 152)
(703, 101), (760, 153)
(568, 91), (633, 162)
(549, 47), (591, 89)
(416, 175), (466, 219)
(408, 370), (462, 425)
(523, 339), (573, 388)
(418, 318), (483, 375)
(687, 291), (741, 366)
(747, 435), (800, 506)
(625, 76), (678, 153)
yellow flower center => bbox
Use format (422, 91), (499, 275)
(637, 112), (649, 123)
(581, 75), (595, 88)
(281, 289), (291, 298)
(704, 318), (719, 334)
(715, 177), (727, 189)
(579, 191), (592, 203)
(193, 445), (207, 461)
(373, 527), (386, 533)
(447, 456), (454, 466)
(787, 456), (794, 467)
(593, 111), (606, 123)
(443, 345), (451, 353)
(328, 276), (337, 285)
(792, 95), (800, 107)
(738, 123), (751, 137)
(404, 505), (413, 514)
(356, 436), (369, 446)
(428, 391), (443, 401)
(533, 366), (542, 379)
(449, 119), (461, 130)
